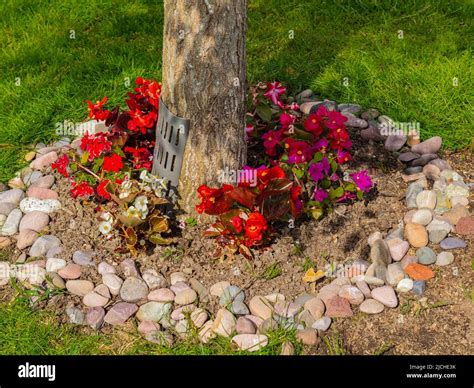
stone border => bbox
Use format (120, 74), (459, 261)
(0, 100), (472, 354)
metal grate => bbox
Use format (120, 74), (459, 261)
(152, 97), (190, 202)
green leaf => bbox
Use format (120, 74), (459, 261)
(149, 234), (174, 245)
(329, 186), (344, 200)
(256, 104), (272, 122)
(344, 182), (357, 192)
(294, 168), (304, 179)
(356, 190), (364, 200)
(330, 160), (338, 174)
(320, 178), (331, 189)
(313, 152), (323, 162)
(311, 208), (324, 220)
(80, 151), (89, 165)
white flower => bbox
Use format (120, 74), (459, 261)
(134, 195), (148, 213)
(101, 212), (113, 222)
(126, 206), (141, 218)
(99, 221), (113, 236)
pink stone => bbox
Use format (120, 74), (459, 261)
(456, 217), (474, 236)
(30, 175), (55, 189)
(148, 288), (175, 302)
(400, 255), (418, 270)
(16, 229), (38, 249)
(58, 263), (81, 280)
(324, 296), (353, 318)
(371, 286), (398, 308)
(19, 211), (49, 232)
(104, 302), (138, 325)
(137, 320), (160, 336)
(86, 307), (105, 330)
(338, 285), (364, 305)
(27, 186), (58, 200)
(30, 151), (58, 170)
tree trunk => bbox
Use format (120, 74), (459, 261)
(161, 0), (248, 215)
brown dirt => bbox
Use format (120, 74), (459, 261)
(1, 137), (473, 355)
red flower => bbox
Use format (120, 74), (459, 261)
(51, 154), (69, 178)
(325, 111), (347, 130)
(80, 132), (112, 161)
(262, 129), (283, 156)
(127, 109), (157, 134)
(231, 216), (243, 233)
(303, 113), (323, 136)
(86, 97), (110, 121)
(97, 179), (111, 200)
(279, 112), (295, 128)
(290, 185), (303, 216)
(124, 146), (153, 171)
(70, 181), (94, 198)
(257, 166), (286, 190)
(263, 81), (286, 105)
(284, 139), (311, 164)
(337, 150), (352, 164)
(102, 154), (124, 173)
(244, 211), (268, 242)
(196, 184), (233, 214)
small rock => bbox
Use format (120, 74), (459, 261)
(145, 331), (174, 347)
(86, 307), (105, 330)
(58, 263), (81, 280)
(422, 164), (440, 180)
(175, 288), (197, 305)
(29, 151), (58, 170)
(136, 302), (172, 322)
(411, 136), (442, 155)
(400, 255), (418, 270)
(199, 320), (216, 344)
(0, 202), (17, 217)
(338, 285), (364, 305)
(28, 235), (61, 257)
(386, 238), (409, 261)
(148, 288), (175, 302)
(98, 262), (116, 275)
(26, 186), (58, 200)
(311, 316), (331, 332)
(66, 280), (94, 297)
(435, 251), (454, 266)
(66, 306), (84, 325)
(18, 211), (49, 232)
(171, 305), (196, 321)
(19, 198), (61, 214)
(236, 317), (256, 334)
(450, 196), (469, 207)
(102, 274), (123, 295)
(0, 189), (25, 205)
(104, 302), (138, 325)
(411, 154), (438, 167)
(404, 223), (428, 248)
(170, 271), (187, 285)
(219, 285), (245, 306)
(169, 281), (191, 294)
(359, 299), (385, 314)
(45, 258), (66, 273)
(385, 135), (407, 151)
(232, 334), (268, 352)
(1, 208), (22, 236)
(343, 112), (368, 128)
(296, 329), (318, 346)
(361, 108), (380, 120)
(439, 237), (466, 250)
(412, 280), (426, 295)
(16, 229), (38, 249)
(120, 277), (148, 302)
(456, 217), (474, 235)
(411, 209), (433, 226)
(371, 286), (398, 308)
(249, 295), (274, 320)
(404, 263), (435, 281)
(367, 231), (383, 247)
(31, 175), (55, 189)
(137, 320), (160, 336)
(399, 152), (420, 163)
(416, 247), (436, 265)
(120, 259), (140, 277)
(210, 281), (231, 297)
(406, 183), (424, 209)
(370, 239), (391, 266)
(396, 278), (414, 293)
(324, 296), (353, 318)
(426, 219), (452, 244)
(212, 308), (236, 337)
(46, 272), (66, 289)
(72, 250), (94, 266)
(429, 159), (450, 171)
(190, 308), (208, 328)
(416, 190), (436, 210)
(386, 263), (405, 286)
(443, 205), (470, 226)
(83, 291), (109, 307)
(338, 103), (362, 114)
(446, 183), (469, 199)
(230, 300), (250, 315)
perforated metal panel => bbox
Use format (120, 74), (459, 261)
(152, 98), (190, 202)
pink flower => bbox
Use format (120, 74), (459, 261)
(308, 157), (330, 182)
(325, 111), (347, 130)
(313, 189), (328, 202)
(350, 170), (373, 192)
(312, 138), (329, 153)
(263, 81), (286, 105)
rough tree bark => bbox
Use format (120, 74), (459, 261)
(161, 0), (248, 215)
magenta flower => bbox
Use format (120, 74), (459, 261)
(313, 189), (328, 202)
(350, 170), (373, 192)
(312, 138), (329, 153)
(262, 129), (283, 156)
(263, 81), (286, 105)
(279, 112), (295, 128)
(285, 139), (311, 164)
(308, 157), (330, 182)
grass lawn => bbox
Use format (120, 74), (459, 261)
(0, 299), (302, 355)
(0, 0), (472, 182)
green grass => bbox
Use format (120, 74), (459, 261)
(0, 0), (473, 182)
(0, 298), (301, 355)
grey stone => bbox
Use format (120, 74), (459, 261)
(416, 247), (436, 265)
